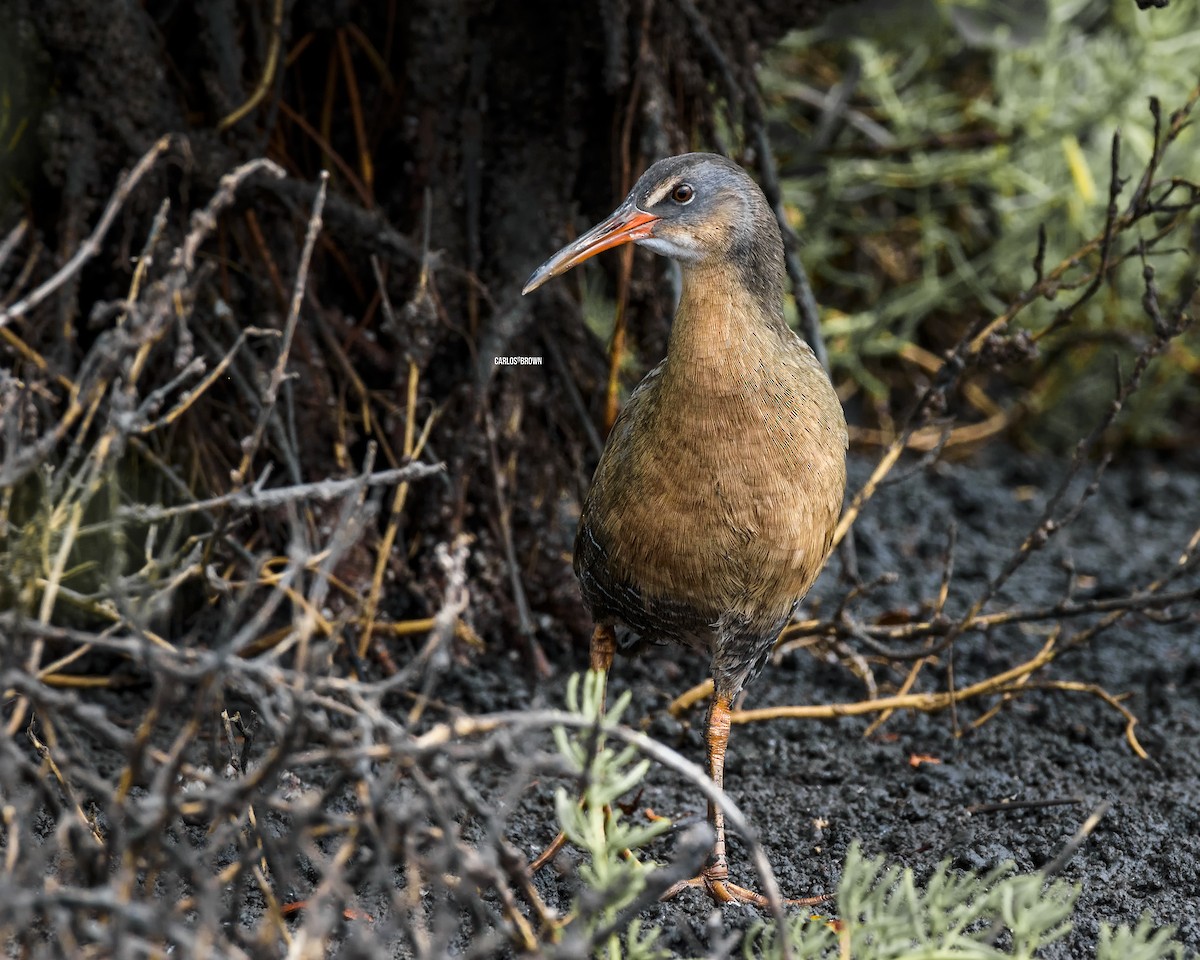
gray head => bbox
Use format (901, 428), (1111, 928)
(523, 153), (784, 299)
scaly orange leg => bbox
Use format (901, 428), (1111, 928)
(528, 624), (616, 873)
(662, 691), (828, 907)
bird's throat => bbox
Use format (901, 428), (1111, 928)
(662, 261), (793, 395)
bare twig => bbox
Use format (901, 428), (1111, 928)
(232, 170), (328, 484)
(115, 461), (443, 523)
(0, 138), (175, 328)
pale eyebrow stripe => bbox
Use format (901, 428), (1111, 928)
(643, 180), (675, 207)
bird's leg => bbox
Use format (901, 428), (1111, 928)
(589, 621), (616, 674)
(661, 691), (744, 902)
(662, 691), (829, 907)
(528, 624), (616, 873)
(704, 690), (734, 883)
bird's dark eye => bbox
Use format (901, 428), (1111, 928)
(671, 183), (695, 204)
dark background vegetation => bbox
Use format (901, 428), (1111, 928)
(0, 0), (1197, 957)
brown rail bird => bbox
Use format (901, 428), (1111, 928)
(523, 153), (847, 904)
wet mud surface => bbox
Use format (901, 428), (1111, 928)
(445, 449), (1200, 957)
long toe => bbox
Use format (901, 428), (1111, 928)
(528, 830), (569, 873)
(661, 866), (830, 908)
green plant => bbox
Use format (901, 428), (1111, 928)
(764, 0), (1200, 445)
(553, 671), (673, 960)
(744, 843), (1184, 960)
(1098, 914), (1187, 960)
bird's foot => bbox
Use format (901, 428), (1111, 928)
(529, 830), (569, 873)
(660, 864), (829, 908)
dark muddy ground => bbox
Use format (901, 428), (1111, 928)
(442, 448), (1200, 957)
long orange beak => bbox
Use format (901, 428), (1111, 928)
(522, 201), (659, 295)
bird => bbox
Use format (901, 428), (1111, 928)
(522, 153), (847, 905)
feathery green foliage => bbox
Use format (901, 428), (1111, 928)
(765, 0), (1200, 445)
(554, 671), (673, 960)
(742, 843), (1183, 959)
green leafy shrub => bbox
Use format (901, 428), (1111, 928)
(743, 844), (1183, 960)
(553, 670), (673, 960)
(765, 0), (1200, 445)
